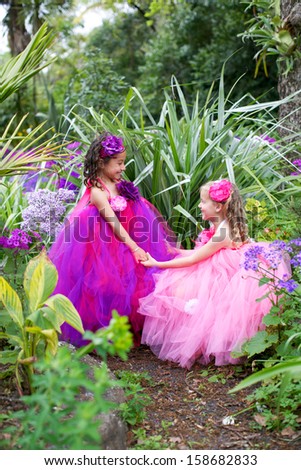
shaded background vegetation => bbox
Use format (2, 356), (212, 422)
(0, 0), (279, 134)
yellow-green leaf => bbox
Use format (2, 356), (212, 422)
(0, 276), (23, 328)
(45, 294), (84, 334)
(41, 329), (58, 356)
(24, 250), (58, 313)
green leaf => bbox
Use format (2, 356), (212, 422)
(259, 276), (271, 286)
(45, 294), (84, 334)
(0, 349), (19, 365)
(241, 330), (278, 357)
(27, 307), (62, 333)
(229, 358), (301, 394)
(262, 314), (283, 326)
(24, 251), (58, 313)
(0, 276), (23, 329)
(42, 329), (59, 356)
(0, 23), (55, 103)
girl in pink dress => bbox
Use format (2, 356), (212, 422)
(49, 133), (176, 347)
(138, 179), (291, 368)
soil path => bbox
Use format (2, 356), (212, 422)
(107, 345), (300, 451)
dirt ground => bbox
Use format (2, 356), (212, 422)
(107, 344), (301, 451)
(0, 344), (300, 451)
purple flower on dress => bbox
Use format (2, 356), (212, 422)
(116, 180), (140, 201)
(100, 135), (125, 158)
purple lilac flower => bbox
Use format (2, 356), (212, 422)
(21, 188), (75, 237)
(116, 180), (140, 201)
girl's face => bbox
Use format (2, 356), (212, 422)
(99, 151), (126, 182)
(198, 188), (219, 221)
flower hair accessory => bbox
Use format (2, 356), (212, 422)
(209, 179), (232, 203)
(100, 135), (125, 158)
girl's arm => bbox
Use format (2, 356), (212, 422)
(141, 235), (231, 269)
(91, 187), (146, 261)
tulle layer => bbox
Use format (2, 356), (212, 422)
(138, 243), (290, 368)
(49, 198), (176, 347)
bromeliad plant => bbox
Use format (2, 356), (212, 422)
(239, 0), (301, 77)
(0, 250), (84, 395)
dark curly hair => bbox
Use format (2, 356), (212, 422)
(83, 133), (112, 188)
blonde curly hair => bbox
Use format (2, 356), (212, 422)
(201, 180), (249, 243)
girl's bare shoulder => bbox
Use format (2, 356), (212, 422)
(90, 185), (108, 203)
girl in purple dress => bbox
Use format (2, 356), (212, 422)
(49, 133), (176, 346)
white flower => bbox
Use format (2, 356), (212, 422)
(184, 298), (198, 315)
(222, 416), (235, 425)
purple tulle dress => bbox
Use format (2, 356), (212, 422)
(49, 180), (176, 347)
(138, 226), (291, 368)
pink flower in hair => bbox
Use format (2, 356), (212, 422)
(100, 135), (125, 158)
(209, 180), (232, 202)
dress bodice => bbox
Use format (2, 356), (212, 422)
(97, 179), (128, 212)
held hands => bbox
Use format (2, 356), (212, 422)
(140, 252), (158, 267)
(132, 247), (148, 263)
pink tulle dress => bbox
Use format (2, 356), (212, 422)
(138, 224), (291, 368)
(49, 180), (176, 347)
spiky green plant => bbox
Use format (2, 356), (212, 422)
(63, 71), (301, 245)
(0, 23), (68, 178)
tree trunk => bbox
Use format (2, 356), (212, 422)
(6, 0), (31, 56)
(278, 0), (301, 152)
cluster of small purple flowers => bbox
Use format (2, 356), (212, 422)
(22, 142), (83, 193)
(242, 238), (301, 294)
(242, 244), (265, 271)
(21, 188), (75, 238)
(277, 274), (299, 293)
(291, 159), (301, 176)
(0, 228), (42, 252)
